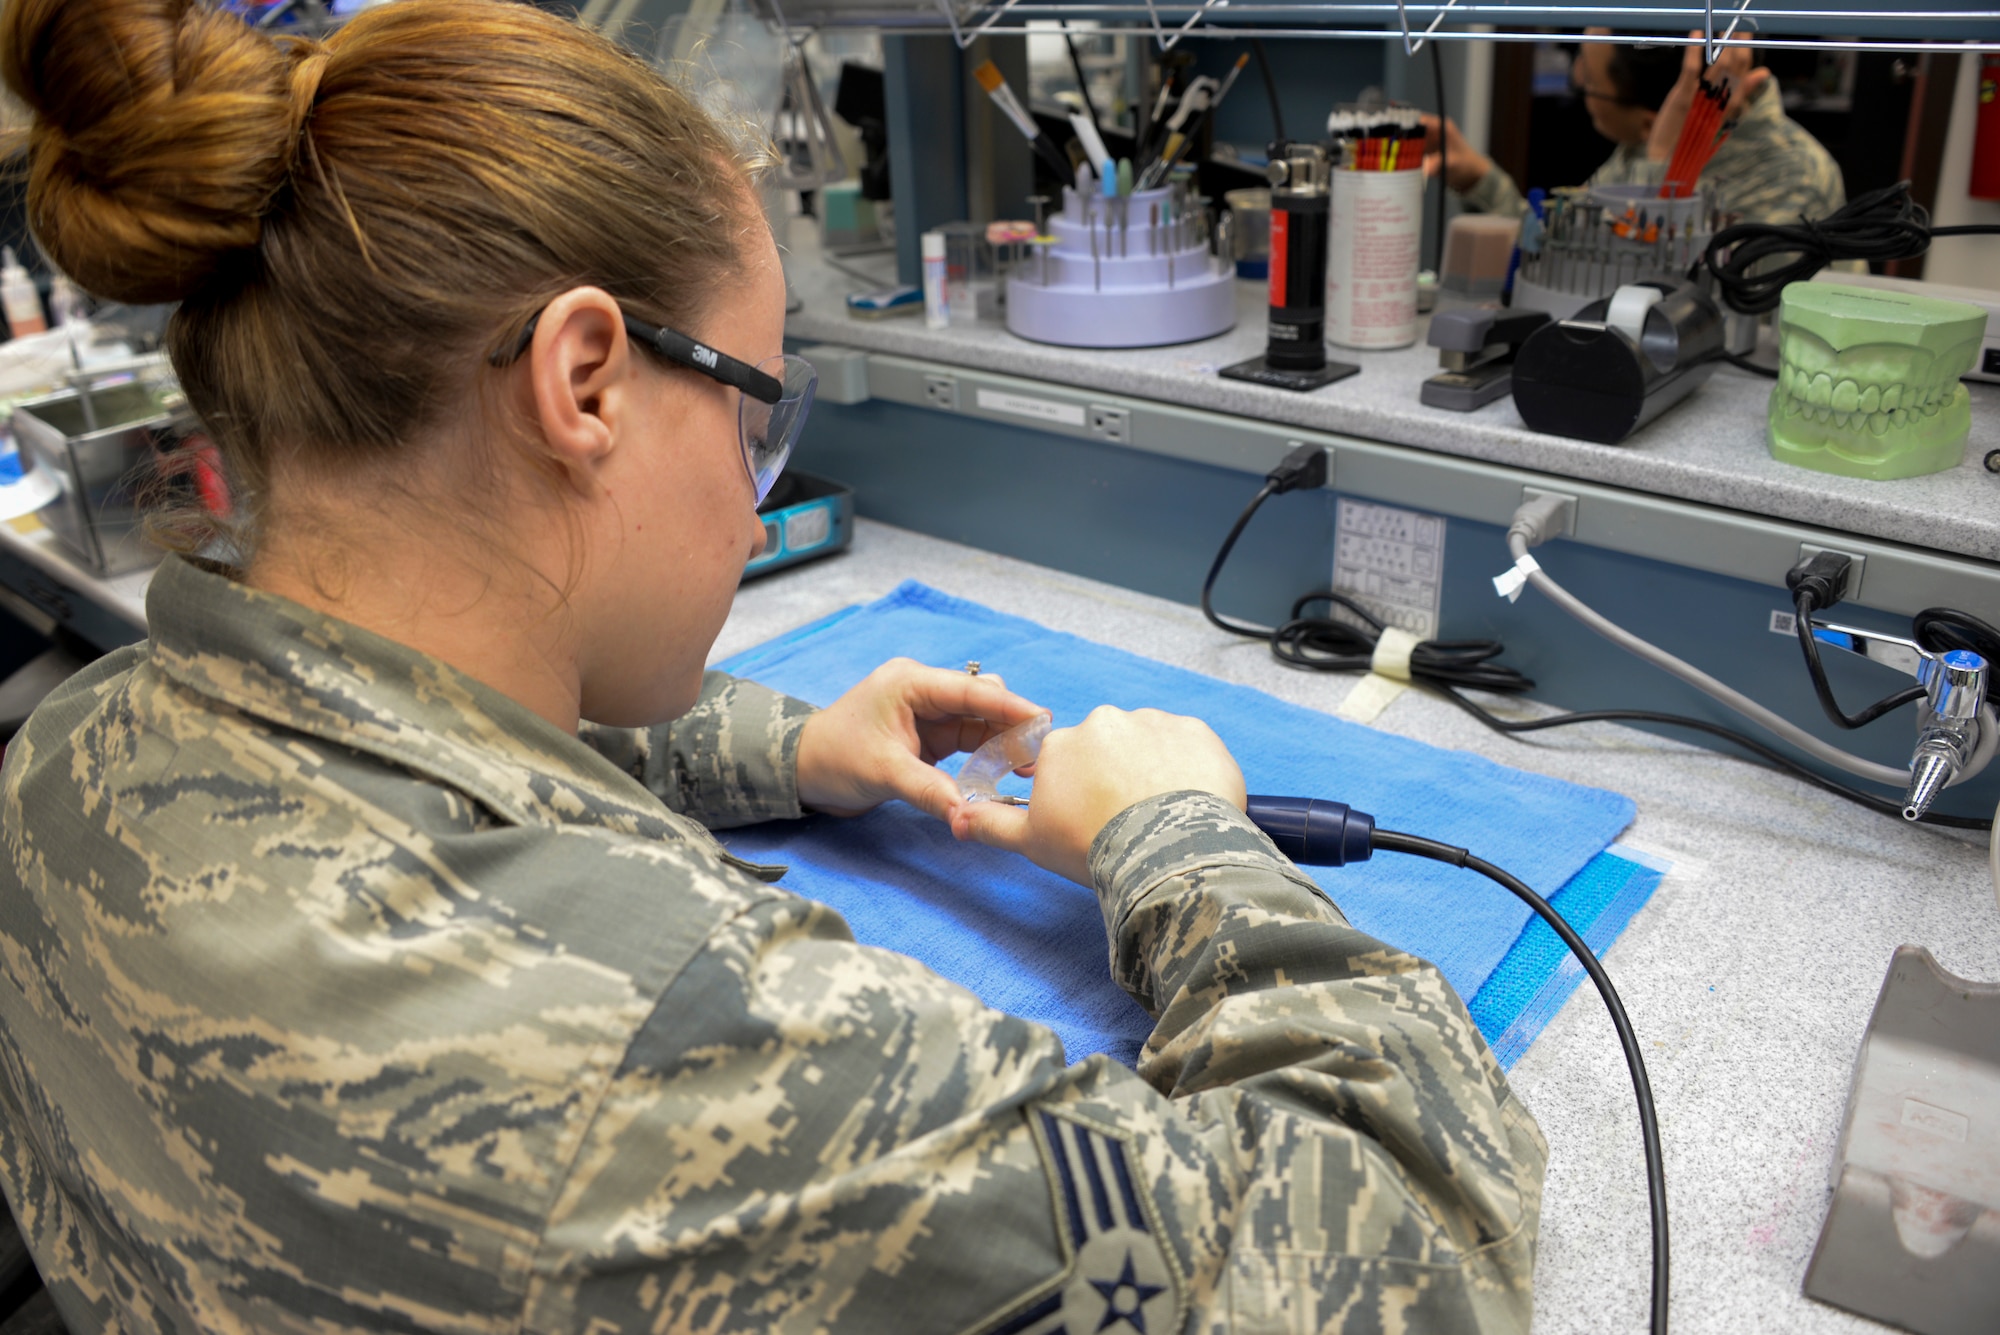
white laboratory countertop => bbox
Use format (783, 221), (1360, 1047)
(716, 519), (2000, 1335)
(782, 236), (2000, 565)
(0, 511), (150, 633)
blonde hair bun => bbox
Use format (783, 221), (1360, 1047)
(2, 0), (310, 304)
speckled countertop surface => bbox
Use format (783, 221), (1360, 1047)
(783, 235), (2000, 564)
(718, 519), (2000, 1335)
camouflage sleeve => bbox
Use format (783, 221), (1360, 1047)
(580, 671), (815, 830)
(1459, 163), (1529, 219)
(526, 791), (1545, 1334)
(1712, 126), (1847, 225)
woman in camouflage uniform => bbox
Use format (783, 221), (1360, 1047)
(0, 2), (1545, 1332)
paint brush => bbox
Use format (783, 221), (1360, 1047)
(973, 60), (1075, 183)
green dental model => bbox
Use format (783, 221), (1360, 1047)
(1770, 282), (1987, 480)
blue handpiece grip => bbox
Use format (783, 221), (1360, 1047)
(1245, 795), (1376, 866)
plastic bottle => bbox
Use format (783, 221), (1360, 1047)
(1, 248), (46, 339)
(921, 230), (949, 331)
(48, 274), (85, 328)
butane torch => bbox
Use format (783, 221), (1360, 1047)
(1222, 141), (1359, 393)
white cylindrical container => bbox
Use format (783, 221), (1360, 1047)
(1325, 168), (1421, 350)
(921, 230), (949, 331)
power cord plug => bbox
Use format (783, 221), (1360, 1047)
(1508, 491), (1574, 550)
(1265, 442), (1329, 495)
(1784, 550), (1853, 612)
(1784, 551), (1925, 730)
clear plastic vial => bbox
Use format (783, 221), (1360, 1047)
(921, 230), (950, 331)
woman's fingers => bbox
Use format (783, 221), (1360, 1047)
(951, 799), (1032, 855)
(886, 749), (977, 823)
(900, 664), (1041, 731)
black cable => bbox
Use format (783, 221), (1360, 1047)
(1789, 592), (1927, 730)
(1430, 37), (1447, 280)
(1723, 352), (1777, 379)
(1914, 607), (2000, 664)
(1062, 25), (1102, 130)
(1270, 592), (1535, 693)
(1435, 684), (1992, 831)
(1251, 39), (1286, 141)
(1698, 180), (2000, 314)
(1202, 480), (1281, 638)
(1372, 829), (1669, 1335)
(1203, 479), (1534, 695)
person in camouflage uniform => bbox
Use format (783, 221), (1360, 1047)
(1429, 30), (1847, 227)
(0, 3), (1547, 1333)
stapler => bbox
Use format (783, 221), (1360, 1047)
(1420, 307), (1551, 410)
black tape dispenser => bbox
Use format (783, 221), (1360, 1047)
(1511, 281), (1725, 444)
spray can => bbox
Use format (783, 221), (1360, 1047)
(1, 248), (45, 340)
(1263, 142), (1332, 372)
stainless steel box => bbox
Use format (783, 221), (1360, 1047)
(11, 365), (185, 575)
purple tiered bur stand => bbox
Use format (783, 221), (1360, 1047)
(1006, 183), (1237, 349)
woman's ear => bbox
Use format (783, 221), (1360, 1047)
(520, 287), (632, 495)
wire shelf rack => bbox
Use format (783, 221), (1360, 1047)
(773, 0), (2000, 55)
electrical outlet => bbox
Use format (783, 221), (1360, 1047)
(1087, 405), (1130, 444)
(923, 374), (958, 412)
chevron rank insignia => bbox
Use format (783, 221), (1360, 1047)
(988, 1112), (1184, 1335)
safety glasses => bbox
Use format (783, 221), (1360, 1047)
(491, 308), (816, 506)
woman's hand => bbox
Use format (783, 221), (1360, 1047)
(1646, 30), (1772, 165)
(1419, 113), (1492, 194)
(951, 706), (1246, 888)
(794, 659), (1046, 821)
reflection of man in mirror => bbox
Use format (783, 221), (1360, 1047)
(1428, 29), (1847, 226)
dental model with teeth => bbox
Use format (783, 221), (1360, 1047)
(1769, 281), (1988, 480)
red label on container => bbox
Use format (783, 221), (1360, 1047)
(1269, 208), (1290, 308)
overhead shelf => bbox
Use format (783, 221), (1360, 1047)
(765, 0), (2000, 53)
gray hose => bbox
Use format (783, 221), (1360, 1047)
(1506, 527), (1917, 789)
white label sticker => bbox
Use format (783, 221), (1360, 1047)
(783, 504), (831, 550)
(1770, 610), (1798, 635)
(1332, 499), (1445, 640)
(975, 388), (1086, 427)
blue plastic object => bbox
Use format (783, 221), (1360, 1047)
(1244, 795), (1376, 867)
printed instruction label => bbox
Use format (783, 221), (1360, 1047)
(975, 388), (1085, 427)
(1332, 499), (1445, 640)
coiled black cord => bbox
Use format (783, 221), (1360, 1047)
(1915, 606), (2000, 664)
(1373, 828), (1669, 1335)
(1202, 482), (1534, 695)
(1697, 180), (2000, 315)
